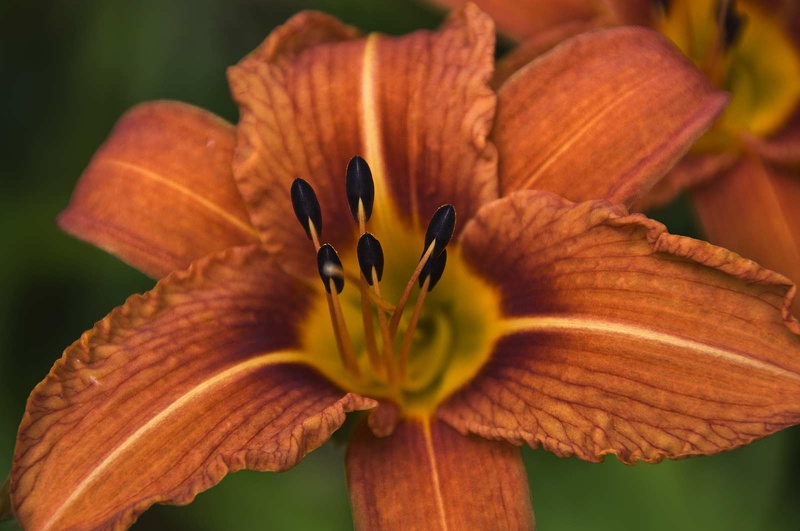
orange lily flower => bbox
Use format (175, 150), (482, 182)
(8, 5), (800, 530)
(432, 0), (800, 315)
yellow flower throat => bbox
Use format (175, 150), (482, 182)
(292, 157), (501, 418)
(656, 0), (800, 151)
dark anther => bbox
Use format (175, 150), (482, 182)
(419, 249), (447, 292)
(717, 0), (747, 50)
(346, 156), (375, 222)
(653, 0), (670, 14)
(317, 244), (345, 294)
(423, 204), (456, 259)
(290, 178), (323, 240)
(357, 233), (384, 285)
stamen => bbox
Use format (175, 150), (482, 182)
(423, 204), (457, 259)
(698, 0), (747, 85)
(360, 283), (382, 373)
(371, 268), (397, 387)
(419, 248), (448, 292)
(317, 244), (361, 377)
(356, 234), (396, 385)
(716, 0), (746, 51)
(357, 233), (385, 373)
(397, 277), (430, 380)
(347, 161), (402, 385)
(317, 244), (345, 295)
(346, 160), (384, 373)
(389, 240), (436, 337)
(397, 250), (448, 379)
(288, 161), (457, 391)
(389, 205), (456, 336)
(323, 263), (395, 312)
(346, 156), (375, 230)
(357, 233), (384, 285)
(357, 201), (367, 235)
(290, 178), (323, 245)
(309, 223), (321, 252)
(327, 289), (361, 377)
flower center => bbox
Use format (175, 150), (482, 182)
(656, 0), (800, 151)
(291, 157), (501, 418)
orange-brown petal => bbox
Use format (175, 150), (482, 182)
(633, 151), (738, 211)
(346, 418), (534, 530)
(57, 101), (260, 279)
(440, 190), (800, 464)
(492, 19), (596, 88)
(228, 7), (497, 276)
(430, 0), (652, 40)
(11, 245), (375, 530)
(490, 0), (658, 88)
(601, 0), (655, 26)
(692, 157), (800, 315)
(760, 0), (800, 47)
(429, 0), (600, 41)
(494, 27), (728, 208)
(742, 112), (800, 166)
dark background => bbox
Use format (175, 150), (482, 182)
(1, 1), (798, 529)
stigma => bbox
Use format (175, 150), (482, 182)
(290, 156), (454, 391)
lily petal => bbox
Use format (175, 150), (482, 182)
(633, 151), (738, 211)
(494, 27), (728, 208)
(228, 6), (497, 275)
(492, 19), (595, 88)
(692, 157), (800, 315)
(761, 0), (800, 47)
(429, 0), (599, 41)
(57, 101), (260, 279)
(489, 0), (657, 87)
(601, 0), (654, 26)
(11, 245), (375, 530)
(440, 190), (800, 464)
(742, 113), (800, 166)
(346, 418), (534, 530)
(431, 0), (654, 40)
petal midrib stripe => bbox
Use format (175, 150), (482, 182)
(101, 159), (261, 239)
(421, 420), (449, 531)
(41, 350), (309, 531)
(500, 315), (800, 382)
(360, 32), (405, 238)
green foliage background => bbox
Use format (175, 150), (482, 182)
(1, 1), (798, 529)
